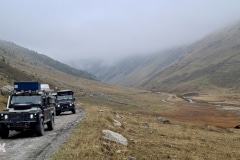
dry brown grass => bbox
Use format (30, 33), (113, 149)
(193, 92), (240, 106)
(50, 90), (240, 160)
(0, 95), (7, 111)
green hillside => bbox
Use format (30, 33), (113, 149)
(141, 22), (240, 93)
(0, 40), (97, 80)
(0, 60), (35, 84)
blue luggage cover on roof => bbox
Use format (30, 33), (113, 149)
(14, 81), (41, 91)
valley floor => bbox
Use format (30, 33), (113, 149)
(50, 91), (240, 160)
(161, 93), (240, 128)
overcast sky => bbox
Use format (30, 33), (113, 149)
(1, 1), (240, 63)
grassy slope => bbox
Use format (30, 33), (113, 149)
(0, 95), (7, 111)
(141, 23), (240, 93)
(0, 40), (96, 80)
(0, 54), (37, 110)
(0, 60), (36, 83)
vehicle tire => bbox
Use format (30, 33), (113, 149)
(72, 107), (76, 114)
(36, 118), (44, 136)
(0, 125), (9, 139)
(47, 114), (54, 130)
(56, 111), (60, 116)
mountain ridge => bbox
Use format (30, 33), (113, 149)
(143, 23), (240, 93)
(0, 40), (97, 81)
(71, 21), (240, 93)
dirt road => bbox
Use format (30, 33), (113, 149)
(0, 109), (84, 160)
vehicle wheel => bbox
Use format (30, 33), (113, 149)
(47, 114), (54, 130)
(56, 111), (60, 116)
(72, 107), (76, 114)
(0, 125), (9, 139)
(36, 118), (44, 136)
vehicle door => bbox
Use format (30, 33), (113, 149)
(43, 97), (51, 122)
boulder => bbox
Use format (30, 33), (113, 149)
(112, 119), (122, 127)
(142, 123), (149, 128)
(128, 156), (137, 160)
(115, 113), (123, 119)
(157, 117), (170, 123)
(102, 130), (128, 146)
(0, 85), (14, 95)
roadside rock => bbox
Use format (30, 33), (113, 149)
(112, 119), (122, 127)
(111, 111), (123, 119)
(128, 156), (137, 160)
(142, 123), (149, 128)
(183, 96), (195, 103)
(0, 85), (14, 95)
(157, 117), (170, 123)
(116, 149), (122, 154)
(116, 113), (123, 119)
(102, 130), (128, 146)
(235, 125), (240, 129)
(89, 93), (107, 99)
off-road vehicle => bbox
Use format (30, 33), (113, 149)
(54, 90), (76, 116)
(0, 81), (55, 138)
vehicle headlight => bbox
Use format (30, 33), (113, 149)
(57, 104), (60, 107)
(70, 103), (72, 106)
(30, 114), (34, 119)
(4, 115), (8, 120)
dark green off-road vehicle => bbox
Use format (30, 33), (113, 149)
(0, 81), (55, 138)
(53, 90), (76, 116)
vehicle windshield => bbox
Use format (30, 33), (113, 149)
(10, 95), (42, 105)
(57, 95), (73, 100)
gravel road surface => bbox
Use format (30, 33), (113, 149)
(0, 109), (84, 160)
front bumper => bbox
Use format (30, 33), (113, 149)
(56, 103), (75, 112)
(0, 120), (37, 130)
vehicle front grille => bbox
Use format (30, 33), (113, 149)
(9, 113), (29, 121)
(62, 104), (69, 108)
